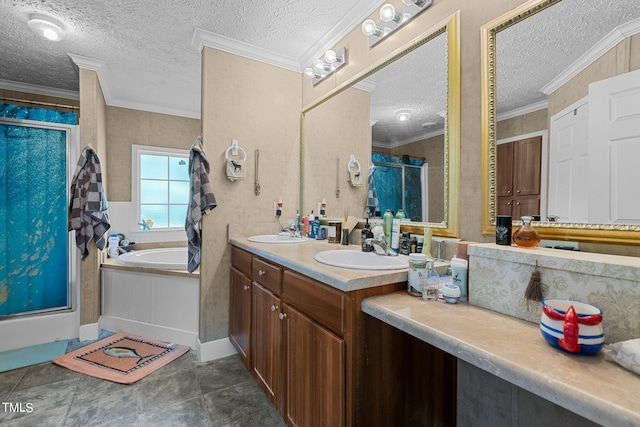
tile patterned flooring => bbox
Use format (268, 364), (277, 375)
(0, 352), (286, 426)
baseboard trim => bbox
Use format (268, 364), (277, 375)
(79, 322), (99, 342)
(197, 337), (237, 363)
(99, 315), (198, 348)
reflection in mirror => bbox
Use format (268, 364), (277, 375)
(482, 0), (640, 243)
(302, 13), (459, 237)
(365, 32), (446, 223)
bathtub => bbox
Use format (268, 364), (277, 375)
(116, 247), (188, 270)
(103, 247), (198, 347)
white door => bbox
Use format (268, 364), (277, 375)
(588, 68), (640, 224)
(548, 99), (589, 223)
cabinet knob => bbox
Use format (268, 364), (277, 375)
(271, 304), (278, 311)
(258, 270), (266, 276)
(507, 202), (512, 206)
(243, 285), (250, 291)
(517, 190), (521, 193)
(516, 202), (521, 205)
(507, 190), (511, 194)
(279, 312), (287, 320)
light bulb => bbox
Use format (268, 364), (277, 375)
(380, 4), (399, 23)
(303, 68), (316, 80)
(361, 19), (382, 37)
(396, 111), (411, 122)
(324, 50), (337, 64)
(312, 59), (326, 72)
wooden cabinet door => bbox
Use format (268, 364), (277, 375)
(283, 304), (345, 427)
(514, 196), (540, 218)
(514, 137), (541, 196)
(497, 142), (514, 197)
(252, 282), (282, 410)
(229, 267), (252, 369)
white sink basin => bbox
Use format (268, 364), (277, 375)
(247, 234), (309, 244)
(314, 250), (409, 270)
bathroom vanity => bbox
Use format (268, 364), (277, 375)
(229, 237), (455, 427)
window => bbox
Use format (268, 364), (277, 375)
(132, 145), (189, 230)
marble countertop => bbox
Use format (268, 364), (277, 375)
(362, 292), (640, 427)
(229, 236), (410, 292)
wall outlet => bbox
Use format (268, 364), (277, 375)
(274, 202), (282, 216)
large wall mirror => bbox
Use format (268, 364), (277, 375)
(481, 0), (640, 244)
(302, 12), (460, 238)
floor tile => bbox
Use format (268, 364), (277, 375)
(14, 362), (84, 392)
(202, 380), (274, 427)
(195, 355), (253, 395)
(2, 377), (78, 424)
(138, 396), (210, 427)
(225, 407), (286, 427)
(0, 367), (26, 400)
(137, 367), (202, 413)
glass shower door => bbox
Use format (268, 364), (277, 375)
(0, 120), (71, 317)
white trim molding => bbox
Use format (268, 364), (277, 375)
(192, 29), (300, 72)
(497, 100), (548, 122)
(197, 337), (237, 363)
(0, 79), (79, 100)
(541, 17), (640, 95)
(79, 322), (99, 342)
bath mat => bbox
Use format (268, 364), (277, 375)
(53, 332), (189, 384)
(0, 340), (68, 373)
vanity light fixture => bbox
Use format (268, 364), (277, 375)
(27, 13), (65, 42)
(362, 0), (433, 47)
(303, 46), (348, 86)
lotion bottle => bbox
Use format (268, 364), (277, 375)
(451, 257), (469, 302)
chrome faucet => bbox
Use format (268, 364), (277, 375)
(365, 237), (398, 256)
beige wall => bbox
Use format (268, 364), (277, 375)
(200, 48), (302, 342)
(497, 109), (548, 141)
(105, 106), (201, 201)
(78, 68), (107, 325)
(304, 87), (370, 218)
(389, 134), (446, 223)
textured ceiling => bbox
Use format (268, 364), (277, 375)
(497, 0), (640, 116)
(0, 0), (381, 118)
(368, 32), (447, 146)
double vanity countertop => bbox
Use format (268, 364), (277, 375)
(230, 235), (640, 427)
(229, 236), (410, 292)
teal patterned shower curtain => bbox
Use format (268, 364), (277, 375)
(0, 104), (76, 317)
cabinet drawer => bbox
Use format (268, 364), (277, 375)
(231, 246), (252, 277)
(253, 257), (282, 295)
(283, 270), (345, 336)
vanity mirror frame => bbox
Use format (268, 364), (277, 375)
(300, 12), (460, 238)
(480, 0), (640, 245)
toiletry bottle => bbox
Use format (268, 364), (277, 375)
(295, 210), (301, 234)
(395, 209), (405, 220)
(422, 259), (440, 301)
(451, 257), (469, 302)
(361, 218), (373, 252)
(312, 215), (320, 239)
(391, 218), (401, 252)
(304, 210), (314, 236)
(108, 233), (120, 258)
(383, 209), (393, 247)
(422, 227), (434, 258)
(320, 199), (327, 217)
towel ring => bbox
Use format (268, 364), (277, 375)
(225, 141), (247, 161)
(347, 154), (361, 173)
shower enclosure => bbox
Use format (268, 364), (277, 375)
(369, 153), (427, 222)
(1, 105), (78, 319)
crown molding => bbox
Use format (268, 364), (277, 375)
(192, 28), (301, 72)
(0, 79), (79, 100)
(373, 128), (445, 149)
(68, 53), (114, 102)
(299, 0), (386, 68)
(68, 53), (200, 119)
(107, 98), (200, 119)
(541, 17), (640, 95)
(497, 100), (548, 122)
(354, 79), (377, 92)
